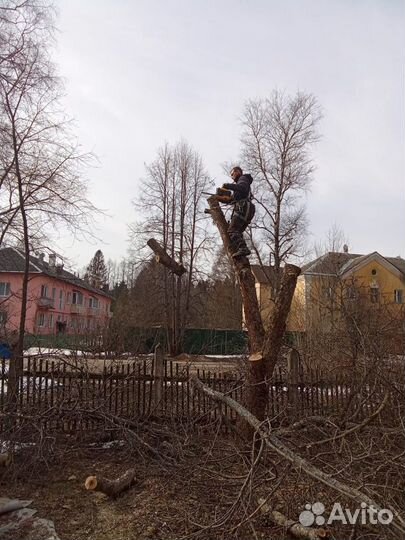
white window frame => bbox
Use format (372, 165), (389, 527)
(394, 289), (403, 304)
(89, 297), (99, 309)
(72, 291), (83, 305)
(370, 286), (380, 304)
(0, 282), (11, 297)
(38, 313), (46, 327)
(40, 284), (49, 298)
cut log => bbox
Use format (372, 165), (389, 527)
(85, 468), (136, 498)
(147, 238), (186, 276)
(258, 498), (329, 539)
(0, 453), (12, 467)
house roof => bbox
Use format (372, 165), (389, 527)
(301, 252), (362, 275)
(386, 256), (405, 276)
(250, 252), (405, 284)
(302, 251), (405, 278)
(0, 247), (113, 299)
(250, 264), (278, 285)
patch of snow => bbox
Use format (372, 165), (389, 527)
(24, 347), (84, 357)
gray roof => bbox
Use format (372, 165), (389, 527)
(386, 256), (405, 275)
(0, 247), (112, 298)
(302, 252), (362, 275)
(302, 251), (405, 277)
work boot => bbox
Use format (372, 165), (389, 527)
(232, 247), (251, 259)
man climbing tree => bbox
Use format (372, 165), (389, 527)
(218, 166), (255, 259)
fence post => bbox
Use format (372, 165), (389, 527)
(153, 344), (164, 414)
(287, 348), (300, 415)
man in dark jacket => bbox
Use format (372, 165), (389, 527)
(221, 166), (255, 258)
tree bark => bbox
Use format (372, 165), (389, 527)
(262, 263), (301, 377)
(85, 468), (137, 498)
(7, 113), (30, 412)
(147, 238), (187, 276)
(206, 196), (300, 421)
(207, 196), (264, 350)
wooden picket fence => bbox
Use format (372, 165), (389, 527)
(0, 353), (402, 434)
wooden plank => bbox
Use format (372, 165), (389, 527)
(137, 362), (141, 416)
(152, 345), (164, 414)
(38, 357), (43, 411)
(126, 363), (130, 418)
(175, 363), (180, 418)
(44, 359), (49, 410)
(114, 364), (119, 416)
(186, 364), (190, 418)
(169, 361), (174, 416)
(1, 357), (6, 410)
(196, 368), (201, 416)
(25, 356), (31, 407)
(142, 359), (147, 416)
(50, 360), (55, 410)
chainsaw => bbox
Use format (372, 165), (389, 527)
(202, 187), (233, 204)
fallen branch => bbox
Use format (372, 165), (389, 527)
(85, 468), (137, 498)
(190, 375), (405, 538)
(258, 497), (329, 539)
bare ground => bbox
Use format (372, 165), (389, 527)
(2, 422), (403, 540)
(2, 436), (283, 540)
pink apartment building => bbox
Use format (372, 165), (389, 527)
(0, 247), (113, 336)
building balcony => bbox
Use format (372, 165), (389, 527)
(38, 297), (55, 309)
(70, 304), (85, 314)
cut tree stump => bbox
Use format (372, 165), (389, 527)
(84, 468), (137, 498)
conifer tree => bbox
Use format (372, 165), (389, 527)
(84, 250), (108, 289)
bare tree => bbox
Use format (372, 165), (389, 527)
(241, 91), (321, 290)
(0, 0), (97, 407)
(129, 141), (213, 354)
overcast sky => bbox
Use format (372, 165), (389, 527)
(54, 0), (405, 269)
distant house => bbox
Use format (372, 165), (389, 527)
(249, 265), (278, 328)
(296, 250), (405, 333)
(249, 251), (405, 336)
(0, 247), (113, 336)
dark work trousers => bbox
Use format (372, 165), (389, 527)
(228, 200), (255, 252)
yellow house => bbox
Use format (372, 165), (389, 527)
(250, 251), (405, 341)
(250, 265), (277, 327)
(297, 250), (405, 334)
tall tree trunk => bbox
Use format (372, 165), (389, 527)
(7, 122), (30, 411)
(207, 196), (300, 422)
